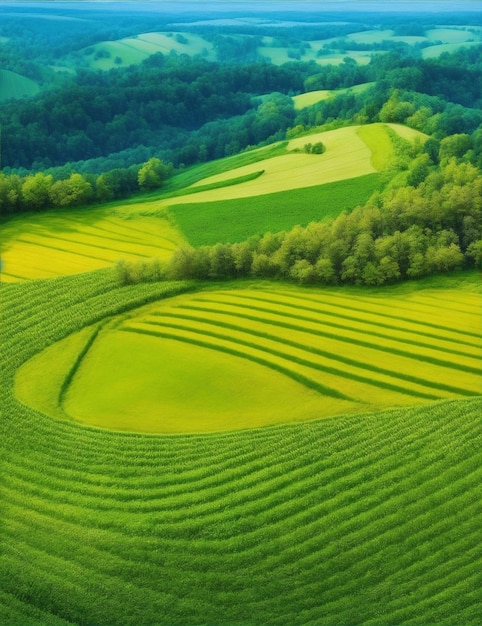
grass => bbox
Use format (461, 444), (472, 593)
(82, 32), (215, 70)
(422, 42), (482, 59)
(1, 269), (481, 625)
(0, 123), (425, 281)
(15, 277), (482, 434)
(292, 83), (376, 110)
(169, 173), (381, 246)
(0, 205), (185, 282)
(0, 69), (39, 102)
(165, 123), (425, 246)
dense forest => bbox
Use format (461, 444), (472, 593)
(1, 47), (482, 175)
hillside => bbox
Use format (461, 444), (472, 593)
(1, 4), (481, 626)
(0, 69), (39, 102)
(0, 123), (424, 281)
(1, 269), (481, 625)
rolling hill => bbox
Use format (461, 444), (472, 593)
(0, 123), (425, 281)
(1, 268), (481, 625)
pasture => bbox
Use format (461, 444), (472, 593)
(1, 268), (481, 625)
(168, 174), (380, 246)
(164, 123), (425, 244)
(0, 123), (424, 280)
(0, 69), (39, 102)
(0, 206), (184, 282)
(257, 26), (482, 66)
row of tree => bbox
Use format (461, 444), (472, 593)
(159, 158), (481, 286)
(0, 158), (169, 215)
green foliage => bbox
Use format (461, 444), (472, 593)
(137, 157), (170, 191)
(304, 141), (326, 154)
(167, 159), (481, 286)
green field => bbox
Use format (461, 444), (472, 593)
(292, 83), (375, 110)
(165, 123), (424, 245)
(82, 32), (215, 70)
(0, 69), (39, 102)
(16, 280), (481, 434)
(0, 123), (424, 280)
(258, 26), (482, 67)
(2, 269), (481, 624)
(168, 173), (381, 246)
(422, 41), (482, 59)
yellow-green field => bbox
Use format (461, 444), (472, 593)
(292, 83), (375, 110)
(16, 282), (481, 434)
(82, 32), (215, 70)
(0, 123), (426, 282)
(0, 205), (184, 282)
(181, 123), (424, 202)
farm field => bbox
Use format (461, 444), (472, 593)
(257, 26), (482, 66)
(15, 280), (482, 433)
(0, 206), (184, 282)
(81, 32), (215, 70)
(0, 123), (423, 280)
(1, 268), (481, 625)
(292, 83), (375, 110)
(0, 69), (39, 102)
(168, 173), (380, 246)
(172, 123), (424, 202)
(68, 25), (482, 72)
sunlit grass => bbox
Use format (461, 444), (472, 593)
(16, 280), (481, 434)
(0, 206), (184, 281)
(2, 269), (481, 625)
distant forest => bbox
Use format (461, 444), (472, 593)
(0, 4), (481, 284)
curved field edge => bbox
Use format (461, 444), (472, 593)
(1, 270), (481, 625)
(15, 279), (480, 433)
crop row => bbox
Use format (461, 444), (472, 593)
(1, 273), (481, 625)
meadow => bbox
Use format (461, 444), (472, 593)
(0, 123), (420, 280)
(0, 207), (184, 282)
(0, 69), (39, 102)
(63, 25), (482, 72)
(1, 268), (481, 625)
(82, 32), (215, 70)
(258, 26), (482, 66)
(292, 83), (375, 110)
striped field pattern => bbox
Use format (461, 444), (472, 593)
(26, 282), (482, 433)
(0, 208), (183, 282)
(1, 271), (481, 625)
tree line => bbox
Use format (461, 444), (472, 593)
(122, 156), (480, 287)
(0, 157), (170, 216)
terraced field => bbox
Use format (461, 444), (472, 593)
(1, 270), (481, 625)
(0, 206), (184, 282)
